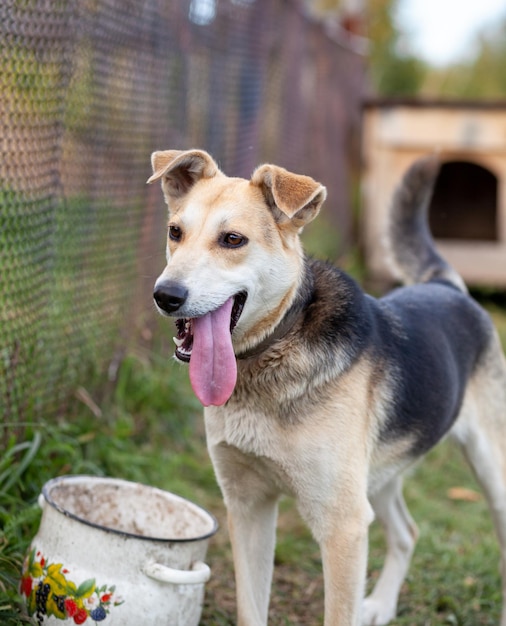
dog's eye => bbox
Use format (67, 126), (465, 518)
(221, 232), (247, 248)
(169, 225), (182, 242)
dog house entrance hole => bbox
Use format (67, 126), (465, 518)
(428, 161), (498, 241)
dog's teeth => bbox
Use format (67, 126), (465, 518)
(173, 336), (184, 347)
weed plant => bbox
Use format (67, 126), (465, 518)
(0, 350), (216, 625)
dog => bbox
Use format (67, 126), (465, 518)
(148, 149), (506, 626)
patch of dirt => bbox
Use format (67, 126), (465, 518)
(201, 509), (324, 625)
(202, 556), (325, 624)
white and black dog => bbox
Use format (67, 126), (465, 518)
(149, 150), (506, 625)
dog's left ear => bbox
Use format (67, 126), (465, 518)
(251, 164), (327, 229)
(147, 149), (218, 198)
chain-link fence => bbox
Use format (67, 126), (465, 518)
(1, 0), (365, 427)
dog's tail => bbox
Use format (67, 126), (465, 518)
(387, 155), (467, 293)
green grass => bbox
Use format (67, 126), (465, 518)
(369, 443), (502, 625)
(0, 349), (218, 625)
(1, 302), (506, 625)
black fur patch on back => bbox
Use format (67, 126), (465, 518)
(371, 281), (492, 454)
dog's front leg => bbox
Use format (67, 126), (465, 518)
(227, 495), (279, 626)
(320, 515), (370, 626)
(303, 494), (372, 626)
(209, 443), (279, 626)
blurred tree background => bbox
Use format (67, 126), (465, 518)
(424, 20), (506, 98)
(366, 0), (427, 96)
(310, 0), (506, 99)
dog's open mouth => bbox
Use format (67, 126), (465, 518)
(172, 292), (247, 407)
(173, 292), (247, 362)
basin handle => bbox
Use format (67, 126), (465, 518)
(142, 560), (211, 585)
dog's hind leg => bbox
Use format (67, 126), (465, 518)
(362, 476), (418, 626)
(450, 356), (506, 626)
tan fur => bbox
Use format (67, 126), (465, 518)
(150, 149), (506, 626)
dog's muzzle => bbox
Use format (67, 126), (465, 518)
(153, 280), (188, 314)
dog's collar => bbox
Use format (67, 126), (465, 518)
(236, 260), (315, 361)
(235, 305), (301, 361)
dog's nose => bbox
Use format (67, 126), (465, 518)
(153, 280), (188, 313)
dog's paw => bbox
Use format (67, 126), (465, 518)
(361, 597), (396, 626)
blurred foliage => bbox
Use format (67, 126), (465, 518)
(313, 0), (506, 100)
(301, 0), (506, 100)
(300, 0), (428, 97)
(367, 0), (427, 96)
(422, 20), (506, 99)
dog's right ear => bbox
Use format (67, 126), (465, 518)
(147, 149), (218, 198)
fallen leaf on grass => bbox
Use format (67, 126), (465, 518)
(446, 487), (482, 502)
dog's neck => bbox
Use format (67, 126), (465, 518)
(235, 304), (301, 360)
(236, 259), (314, 361)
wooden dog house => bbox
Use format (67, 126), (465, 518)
(361, 99), (506, 287)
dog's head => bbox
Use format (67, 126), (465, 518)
(148, 149), (326, 406)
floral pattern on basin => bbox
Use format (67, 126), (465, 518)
(21, 548), (124, 625)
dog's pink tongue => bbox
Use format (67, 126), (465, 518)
(189, 298), (237, 407)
